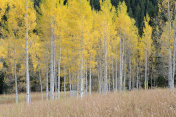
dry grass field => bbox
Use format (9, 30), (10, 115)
(0, 89), (176, 117)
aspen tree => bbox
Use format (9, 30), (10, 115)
(173, 3), (176, 87)
(168, 0), (174, 90)
(40, 0), (58, 100)
(67, 0), (92, 97)
(142, 15), (153, 89)
(100, 0), (116, 93)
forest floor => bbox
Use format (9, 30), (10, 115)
(0, 89), (176, 117)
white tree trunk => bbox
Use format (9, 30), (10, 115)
(123, 47), (126, 90)
(58, 42), (61, 99)
(53, 37), (57, 98)
(98, 59), (101, 93)
(103, 29), (108, 93)
(112, 57), (114, 91)
(136, 65), (139, 89)
(50, 21), (54, 100)
(69, 69), (72, 97)
(108, 66), (111, 91)
(25, 1), (30, 104)
(119, 38), (123, 91)
(132, 75), (135, 89)
(46, 46), (49, 100)
(80, 20), (84, 97)
(14, 48), (18, 104)
(64, 65), (66, 97)
(168, 0), (174, 90)
(57, 57), (61, 99)
(128, 55), (132, 90)
(46, 63), (49, 100)
(77, 73), (79, 97)
(145, 50), (148, 89)
(172, 7), (176, 88)
(85, 63), (87, 95)
(115, 49), (118, 91)
(89, 55), (92, 95)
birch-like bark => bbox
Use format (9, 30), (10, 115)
(136, 65), (139, 89)
(103, 26), (108, 93)
(123, 45), (126, 90)
(98, 59), (101, 93)
(132, 75), (135, 89)
(89, 55), (92, 95)
(57, 55), (61, 99)
(108, 66), (111, 91)
(53, 39), (57, 97)
(168, 0), (174, 90)
(64, 65), (66, 97)
(172, 6), (176, 88)
(115, 48), (118, 91)
(128, 55), (132, 90)
(45, 45), (49, 100)
(139, 73), (141, 89)
(80, 20), (84, 97)
(145, 50), (148, 89)
(25, 1), (30, 104)
(122, 38), (125, 91)
(119, 38), (123, 91)
(50, 20), (54, 100)
(58, 38), (61, 99)
(69, 69), (72, 97)
(39, 69), (43, 100)
(77, 73), (79, 97)
(85, 63), (87, 95)
(14, 48), (18, 104)
(112, 57), (114, 91)
(46, 62), (49, 100)
(53, 29), (57, 98)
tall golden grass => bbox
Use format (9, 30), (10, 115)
(0, 89), (176, 117)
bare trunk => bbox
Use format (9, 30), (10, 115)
(50, 20), (54, 100)
(168, 0), (173, 90)
(89, 55), (92, 95)
(123, 47), (126, 90)
(151, 75), (152, 89)
(45, 45), (49, 100)
(64, 65), (66, 97)
(104, 32), (108, 93)
(128, 55), (132, 90)
(119, 38), (123, 91)
(25, 1), (30, 104)
(145, 51), (148, 89)
(136, 65), (139, 89)
(80, 20), (84, 97)
(85, 63), (87, 95)
(112, 57), (114, 91)
(172, 6), (176, 88)
(77, 73), (79, 97)
(39, 70), (43, 100)
(57, 56), (61, 99)
(98, 59), (101, 93)
(14, 49), (18, 104)
(53, 39), (57, 98)
(108, 66), (111, 91)
(46, 63), (49, 100)
(69, 69), (72, 97)
(58, 40), (61, 99)
(115, 49), (118, 91)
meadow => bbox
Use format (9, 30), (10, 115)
(0, 89), (176, 117)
